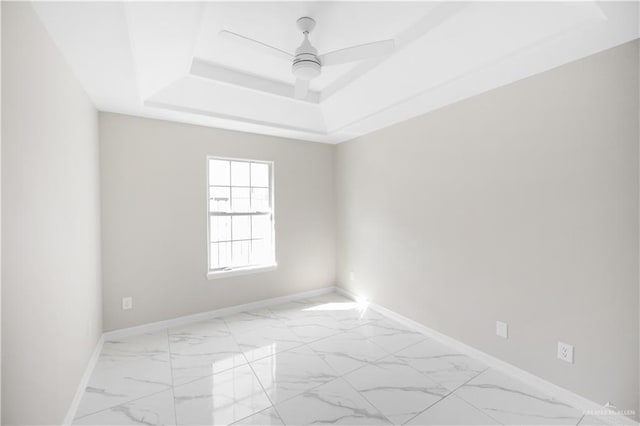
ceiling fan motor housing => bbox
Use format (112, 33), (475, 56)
(292, 39), (321, 80)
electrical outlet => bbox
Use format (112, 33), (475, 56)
(349, 271), (356, 282)
(122, 296), (133, 310)
(557, 341), (574, 364)
(496, 321), (508, 339)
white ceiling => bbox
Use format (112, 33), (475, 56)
(32, 1), (639, 144)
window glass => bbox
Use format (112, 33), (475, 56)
(231, 161), (250, 187)
(231, 187), (250, 212)
(251, 162), (269, 187)
(251, 188), (270, 212)
(209, 160), (230, 186)
(208, 158), (275, 273)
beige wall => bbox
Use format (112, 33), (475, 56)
(1, 1), (637, 419)
(335, 40), (640, 413)
(99, 113), (335, 331)
(1, 2), (102, 425)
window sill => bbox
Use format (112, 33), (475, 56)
(207, 264), (278, 280)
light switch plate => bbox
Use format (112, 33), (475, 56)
(496, 321), (508, 339)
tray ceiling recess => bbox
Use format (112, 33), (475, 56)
(33, 2), (639, 143)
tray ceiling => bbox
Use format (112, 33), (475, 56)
(32, 1), (639, 144)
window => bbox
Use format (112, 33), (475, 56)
(207, 157), (275, 277)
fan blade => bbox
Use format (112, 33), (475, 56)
(294, 79), (309, 99)
(319, 39), (395, 66)
(219, 30), (293, 61)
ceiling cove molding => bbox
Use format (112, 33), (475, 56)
(189, 58), (320, 103)
(334, 5), (628, 140)
(144, 100), (328, 136)
(328, 14), (604, 136)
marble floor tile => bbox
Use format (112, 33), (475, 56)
(300, 297), (386, 330)
(251, 345), (339, 404)
(308, 330), (389, 375)
(405, 394), (499, 425)
(173, 364), (271, 425)
(284, 307), (343, 322)
(99, 330), (170, 366)
(168, 318), (230, 342)
(224, 310), (285, 334)
(394, 339), (488, 391)
(284, 314), (346, 342)
(352, 319), (428, 354)
(454, 369), (584, 425)
(73, 292), (589, 425)
(230, 407), (284, 425)
(75, 341), (173, 418)
(74, 390), (176, 425)
(274, 378), (390, 425)
(169, 333), (247, 385)
(267, 300), (317, 320)
(329, 306), (386, 329)
(233, 323), (305, 362)
(343, 356), (449, 425)
(578, 414), (613, 425)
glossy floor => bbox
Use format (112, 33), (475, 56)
(73, 292), (597, 425)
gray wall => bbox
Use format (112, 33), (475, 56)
(335, 41), (639, 413)
(99, 113), (335, 331)
(1, 2), (102, 424)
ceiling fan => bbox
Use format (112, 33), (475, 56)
(219, 17), (396, 100)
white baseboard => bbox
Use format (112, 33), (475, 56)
(63, 334), (105, 425)
(104, 286), (337, 340)
(65, 286), (337, 422)
(335, 286), (638, 426)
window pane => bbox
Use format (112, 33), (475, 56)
(210, 186), (230, 212)
(209, 160), (230, 186)
(231, 187), (250, 212)
(231, 161), (250, 186)
(251, 162), (269, 187)
(210, 243), (219, 268)
(232, 240), (250, 266)
(210, 216), (231, 242)
(232, 215), (250, 240)
(211, 242), (231, 269)
(251, 188), (270, 212)
(250, 239), (269, 265)
(252, 215), (271, 240)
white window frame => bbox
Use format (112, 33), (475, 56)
(206, 156), (276, 279)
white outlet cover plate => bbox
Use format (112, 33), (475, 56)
(496, 321), (508, 339)
(122, 297), (133, 310)
(557, 341), (574, 363)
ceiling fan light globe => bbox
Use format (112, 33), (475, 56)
(292, 60), (321, 80)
